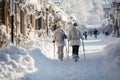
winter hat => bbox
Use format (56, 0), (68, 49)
(73, 23), (77, 26)
(57, 22), (62, 28)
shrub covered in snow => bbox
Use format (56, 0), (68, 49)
(0, 42), (36, 80)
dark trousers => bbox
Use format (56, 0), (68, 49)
(72, 45), (79, 56)
(85, 35), (87, 40)
(57, 46), (64, 60)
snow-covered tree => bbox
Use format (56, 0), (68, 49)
(52, 0), (104, 25)
(15, 0), (42, 15)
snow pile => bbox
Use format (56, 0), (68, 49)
(102, 38), (120, 69)
(102, 35), (117, 44)
(0, 42), (36, 80)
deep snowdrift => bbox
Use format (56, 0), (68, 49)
(102, 37), (120, 69)
(0, 42), (36, 80)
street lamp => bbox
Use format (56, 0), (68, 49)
(10, 0), (15, 44)
(46, 3), (51, 36)
(46, 3), (51, 11)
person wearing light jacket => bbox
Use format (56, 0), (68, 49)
(53, 22), (67, 61)
(68, 23), (84, 61)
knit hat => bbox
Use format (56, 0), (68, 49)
(73, 23), (77, 26)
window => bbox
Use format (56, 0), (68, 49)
(0, 0), (4, 24)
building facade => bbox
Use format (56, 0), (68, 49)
(0, 0), (37, 47)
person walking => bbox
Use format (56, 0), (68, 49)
(83, 31), (87, 40)
(68, 23), (84, 62)
(93, 28), (98, 38)
(53, 22), (67, 61)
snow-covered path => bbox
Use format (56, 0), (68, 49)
(26, 35), (112, 80)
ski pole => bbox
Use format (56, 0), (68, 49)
(82, 40), (85, 60)
(67, 40), (69, 60)
(54, 42), (55, 59)
(65, 43), (67, 58)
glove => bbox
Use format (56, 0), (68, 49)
(53, 40), (55, 43)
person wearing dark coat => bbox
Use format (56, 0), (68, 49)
(93, 28), (98, 38)
(83, 31), (87, 40)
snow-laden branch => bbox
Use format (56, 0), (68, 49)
(57, 0), (104, 24)
(14, 0), (41, 15)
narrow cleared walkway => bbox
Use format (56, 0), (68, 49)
(28, 34), (115, 80)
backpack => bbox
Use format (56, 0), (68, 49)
(71, 27), (79, 40)
(55, 29), (65, 42)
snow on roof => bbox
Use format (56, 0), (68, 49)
(49, 1), (68, 22)
(111, 0), (120, 3)
(86, 24), (101, 29)
(102, 4), (111, 8)
(102, 1), (111, 9)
